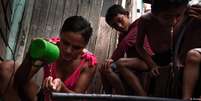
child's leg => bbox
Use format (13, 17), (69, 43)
(116, 58), (149, 71)
(115, 58), (148, 96)
(183, 49), (201, 99)
(99, 65), (125, 94)
(100, 72), (113, 94)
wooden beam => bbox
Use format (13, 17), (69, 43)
(6, 0), (26, 60)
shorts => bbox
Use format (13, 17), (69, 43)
(152, 50), (172, 66)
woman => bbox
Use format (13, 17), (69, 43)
(14, 16), (97, 101)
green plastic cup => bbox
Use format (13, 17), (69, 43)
(30, 38), (60, 63)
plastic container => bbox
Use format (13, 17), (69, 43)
(30, 38), (60, 63)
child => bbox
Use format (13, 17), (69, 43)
(100, 4), (152, 96)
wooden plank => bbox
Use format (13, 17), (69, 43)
(29, 0), (41, 38)
(0, 0), (7, 37)
(94, 17), (118, 63)
(26, 0), (104, 54)
(85, 0), (103, 53)
(6, 0), (26, 59)
(62, 0), (77, 21)
(44, 0), (56, 37)
(77, 0), (90, 17)
(62, 0), (104, 53)
(3, 0), (11, 30)
(113, 0), (121, 4)
(36, 0), (52, 38)
(28, 0), (51, 38)
(15, 0), (36, 63)
(25, 0), (41, 54)
(51, 0), (65, 37)
(0, 0), (10, 38)
(0, 0), (12, 59)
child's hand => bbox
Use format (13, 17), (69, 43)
(51, 78), (64, 92)
(99, 59), (114, 74)
(42, 76), (64, 92)
(151, 66), (160, 77)
(188, 5), (201, 20)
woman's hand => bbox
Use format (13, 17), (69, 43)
(42, 76), (65, 92)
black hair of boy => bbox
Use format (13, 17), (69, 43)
(151, 0), (190, 14)
(105, 4), (128, 27)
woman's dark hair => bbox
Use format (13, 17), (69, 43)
(151, 0), (190, 14)
(61, 16), (93, 44)
(105, 4), (128, 26)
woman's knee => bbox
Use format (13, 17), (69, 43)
(186, 49), (201, 64)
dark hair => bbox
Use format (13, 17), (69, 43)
(143, 0), (152, 4)
(151, 0), (190, 14)
(105, 4), (128, 26)
(61, 16), (93, 44)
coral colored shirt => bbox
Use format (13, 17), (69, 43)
(43, 37), (97, 101)
(44, 52), (97, 89)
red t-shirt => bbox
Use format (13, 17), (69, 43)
(111, 19), (153, 61)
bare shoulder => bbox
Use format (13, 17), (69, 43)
(138, 12), (156, 28)
(82, 63), (96, 73)
(79, 61), (96, 76)
(140, 12), (153, 21)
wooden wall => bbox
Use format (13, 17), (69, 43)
(94, 17), (119, 63)
(15, 0), (127, 63)
(15, 0), (115, 93)
(0, 0), (12, 60)
(0, 0), (146, 95)
(14, 0), (133, 93)
(16, 0), (104, 62)
(1, 0), (139, 62)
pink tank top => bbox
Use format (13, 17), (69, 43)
(44, 52), (97, 89)
(43, 37), (97, 101)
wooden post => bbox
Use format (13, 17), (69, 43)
(6, 0), (26, 60)
(15, 0), (36, 64)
